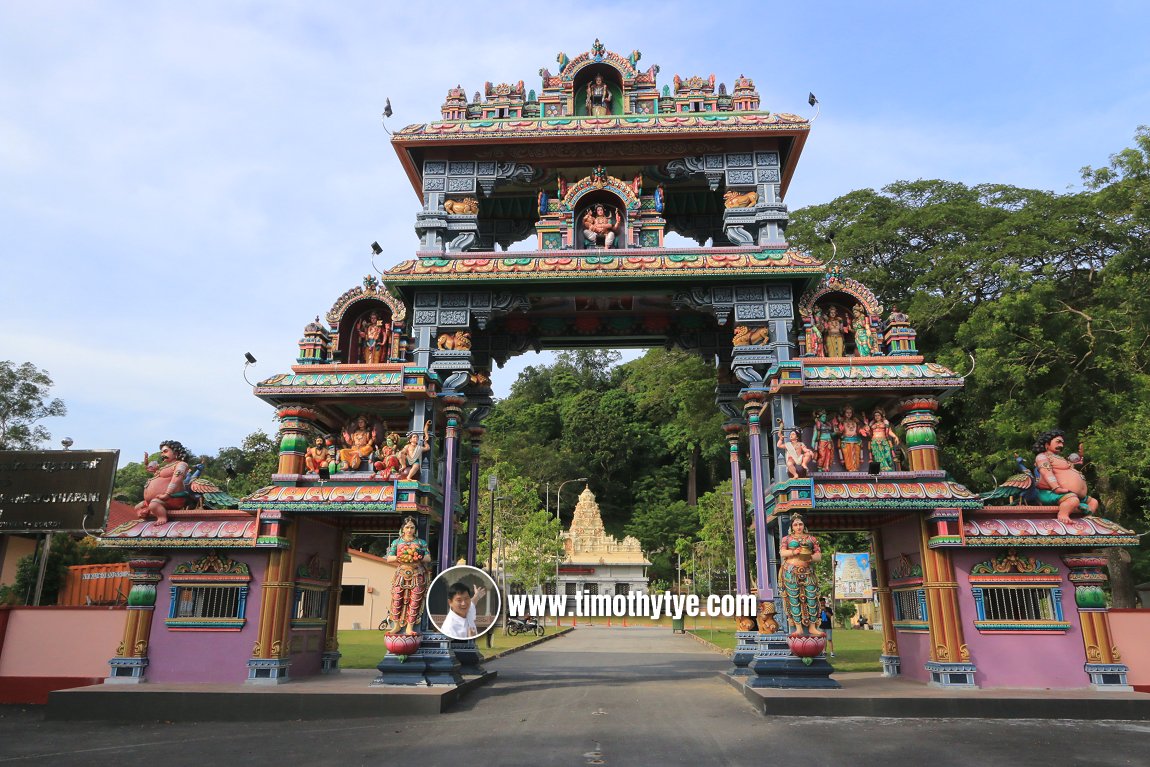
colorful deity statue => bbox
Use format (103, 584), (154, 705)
(779, 515), (825, 637)
(1033, 429), (1100, 523)
(305, 436), (331, 474)
(852, 304), (877, 357)
(778, 424), (816, 478)
(582, 203), (620, 248)
(810, 410), (836, 472)
(866, 408), (899, 472)
(356, 310), (390, 364)
(803, 307), (825, 356)
(834, 405), (865, 472)
(822, 306), (846, 357)
(374, 432), (403, 477)
(135, 440), (192, 524)
(396, 427), (429, 481)
(386, 517), (431, 634)
(585, 73), (612, 116)
(338, 415), (377, 472)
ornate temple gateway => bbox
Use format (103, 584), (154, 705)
(102, 41), (1136, 692)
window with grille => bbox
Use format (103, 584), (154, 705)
(969, 551), (1069, 633)
(892, 588), (927, 631)
(614, 583), (630, 596)
(166, 553), (251, 630)
(292, 587), (329, 627)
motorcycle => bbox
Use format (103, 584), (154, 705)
(507, 616), (545, 637)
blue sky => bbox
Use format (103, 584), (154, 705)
(2, 2), (1148, 466)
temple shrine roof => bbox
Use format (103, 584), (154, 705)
(564, 486), (650, 567)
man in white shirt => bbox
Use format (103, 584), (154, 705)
(440, 581), (487, 639)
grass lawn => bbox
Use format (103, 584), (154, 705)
(688, 627), (884, 672)
(337, 628), (562, 668)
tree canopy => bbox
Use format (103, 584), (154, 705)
(0, 361), (67, 450)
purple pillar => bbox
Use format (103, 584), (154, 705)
(745, 400), (773, 601)
(725, 423), (749, 595)
(465, 427), (484, 566)
(438, 400), (464, 574)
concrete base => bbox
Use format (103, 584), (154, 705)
(727, 671), (1150, 720)
(46, 669), (497, 722)
(745, 632), (840, 689)
(728, 631), (756, 677)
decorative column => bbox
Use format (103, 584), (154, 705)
(1062, 555), (1132, 689)
(248, 519), (297, 684)
(918, 516), (976, 687)
(107, 556), (167, 683)
(897, 397), (941, 472)
(741, 394), (773, 602)
(871, 532), (900, 676)
(322, 530), (350, 674)
(275, 405), (320, 475)
(438, 395), (465, 572)
(466, 425), (485, 567)
(725, 420), (750, 595)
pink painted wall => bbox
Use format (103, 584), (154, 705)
(879, 520), (931, 683)
(1108, 609), (1150, 689)
(0, 606), (125, 677)
(952, 549), (1088, 689)
(145, 550), (267, 684)
(287, 518), (341, 678)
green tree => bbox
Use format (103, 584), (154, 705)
(0, 361), (67, 449)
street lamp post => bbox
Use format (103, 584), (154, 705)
(552, 476), (587, 603)
(487, 474), (498, 574)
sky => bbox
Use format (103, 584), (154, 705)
(3, 1), (1149, 468)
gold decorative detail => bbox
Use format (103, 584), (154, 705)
(1112, 646), (1122, 661)
(733, 325), (769, 347)
(133, 639), (148, 656)
(935, 644), (950, 661)
(723, 189), (759, 208)
(116, 641), (126, 657)
(252, 640), (262, 656)
(1085, 644), (1102, 662)
(883, 640), (898, 655)
(325, 637), (339, 652)
(756, 601), (779, 634)
(444, 197), (479, 215)
(270, 640), (283, 657)
(437, 330), (472, 350)
(959, 644), (970, 661)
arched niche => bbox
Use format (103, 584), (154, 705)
(573, 63), (624, 116)
(796, 269), (884, 358)
(326, 284), (406, 364)
(574, 189), (629, 249)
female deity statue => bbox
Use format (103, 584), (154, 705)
(386, 517), (431, 634)
(585, 73), (613, 116)
(866, 408), (900, 472)
(779, 515), (824, 637)
(852, 304), (877, 357)
(822, 306), (846, 357)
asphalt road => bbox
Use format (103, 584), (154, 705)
(1, 626), (1147, 766)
